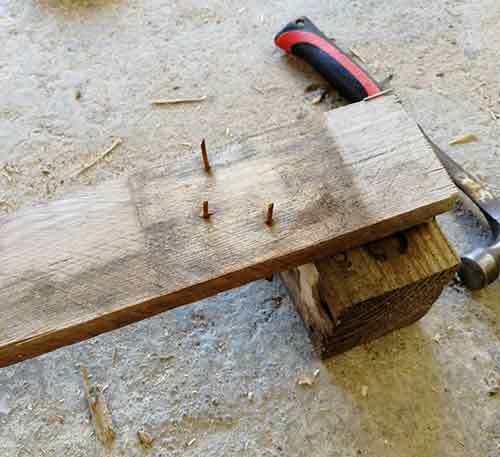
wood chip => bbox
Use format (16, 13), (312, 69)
(158, 354), (176, 363)
(298, 368), (321, 387)
(449, 134), (479, 146)
(297, 375), (315, 387)
(364, 89), (393, 102)
(297, 377), (313, 387)
(432, 333), (442, 344)
(82, 367), (115, 446)
(71, 138), (122, 178)
(47, 414), (65, 425)
(151, 96), (207, 106)
(361, 385), (369, 397)
(306, 88), (327, 105)
(349, 47), (366, 63)
(137, 430), (154, 449)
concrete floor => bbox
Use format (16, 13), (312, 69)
(1, 0), (500, 455)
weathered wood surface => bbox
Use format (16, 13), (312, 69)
(0, 96), (457, 367)
(280, 220), (460, 358)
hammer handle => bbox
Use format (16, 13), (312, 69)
(275, 17), (381, 102)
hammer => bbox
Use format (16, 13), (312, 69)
(275, 16), (500, 290)
(419, 127), (500, 290)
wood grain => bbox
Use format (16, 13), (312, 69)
(280, 220), (460, 358)
(0, 96), (457, 367)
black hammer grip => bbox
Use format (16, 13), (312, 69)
(275, 17), (381, 102)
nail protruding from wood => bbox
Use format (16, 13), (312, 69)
(266, 203), (274, 226)
(201, 139), (210, 172)
(202, 200), (210, 219)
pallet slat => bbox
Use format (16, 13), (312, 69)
(0, 96), (456, 367)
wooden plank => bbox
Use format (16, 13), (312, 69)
(280, 220), (460, 358)
(0, 96), (457, 367)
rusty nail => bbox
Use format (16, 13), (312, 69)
(201, 139), (210, 172)
(202, 200), (210, 219)
(266, 203), (274, 226)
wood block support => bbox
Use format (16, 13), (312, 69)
(280, 220), (460, 358)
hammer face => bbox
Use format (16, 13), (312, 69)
(459, 245), (500, 290)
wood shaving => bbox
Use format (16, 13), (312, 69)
(349, 47), (366, 63)
(47, 414), (65, 425)
(137, 430), (154, 449)
(71, 138), (122, 178)
(363, 89), (393, 102)
(449, 134), (479, 146)
(361, 385), (368, 397)
(151, 96), (207, 106)
(187, 438), (197, 447)
(158, 354), (176, 363)
(82, 367), (115, 446)
(298, 369), (321, 387)
(307, 89), (327, 105)
(297, 376), (314, 387)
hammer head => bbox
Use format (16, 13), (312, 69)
(459, 241), (500, 290)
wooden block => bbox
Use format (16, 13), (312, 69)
(280, 220), (460, 358)
(0, 96), (457, 367)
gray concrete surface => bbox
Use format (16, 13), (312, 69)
(1, 0), (499, 455)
